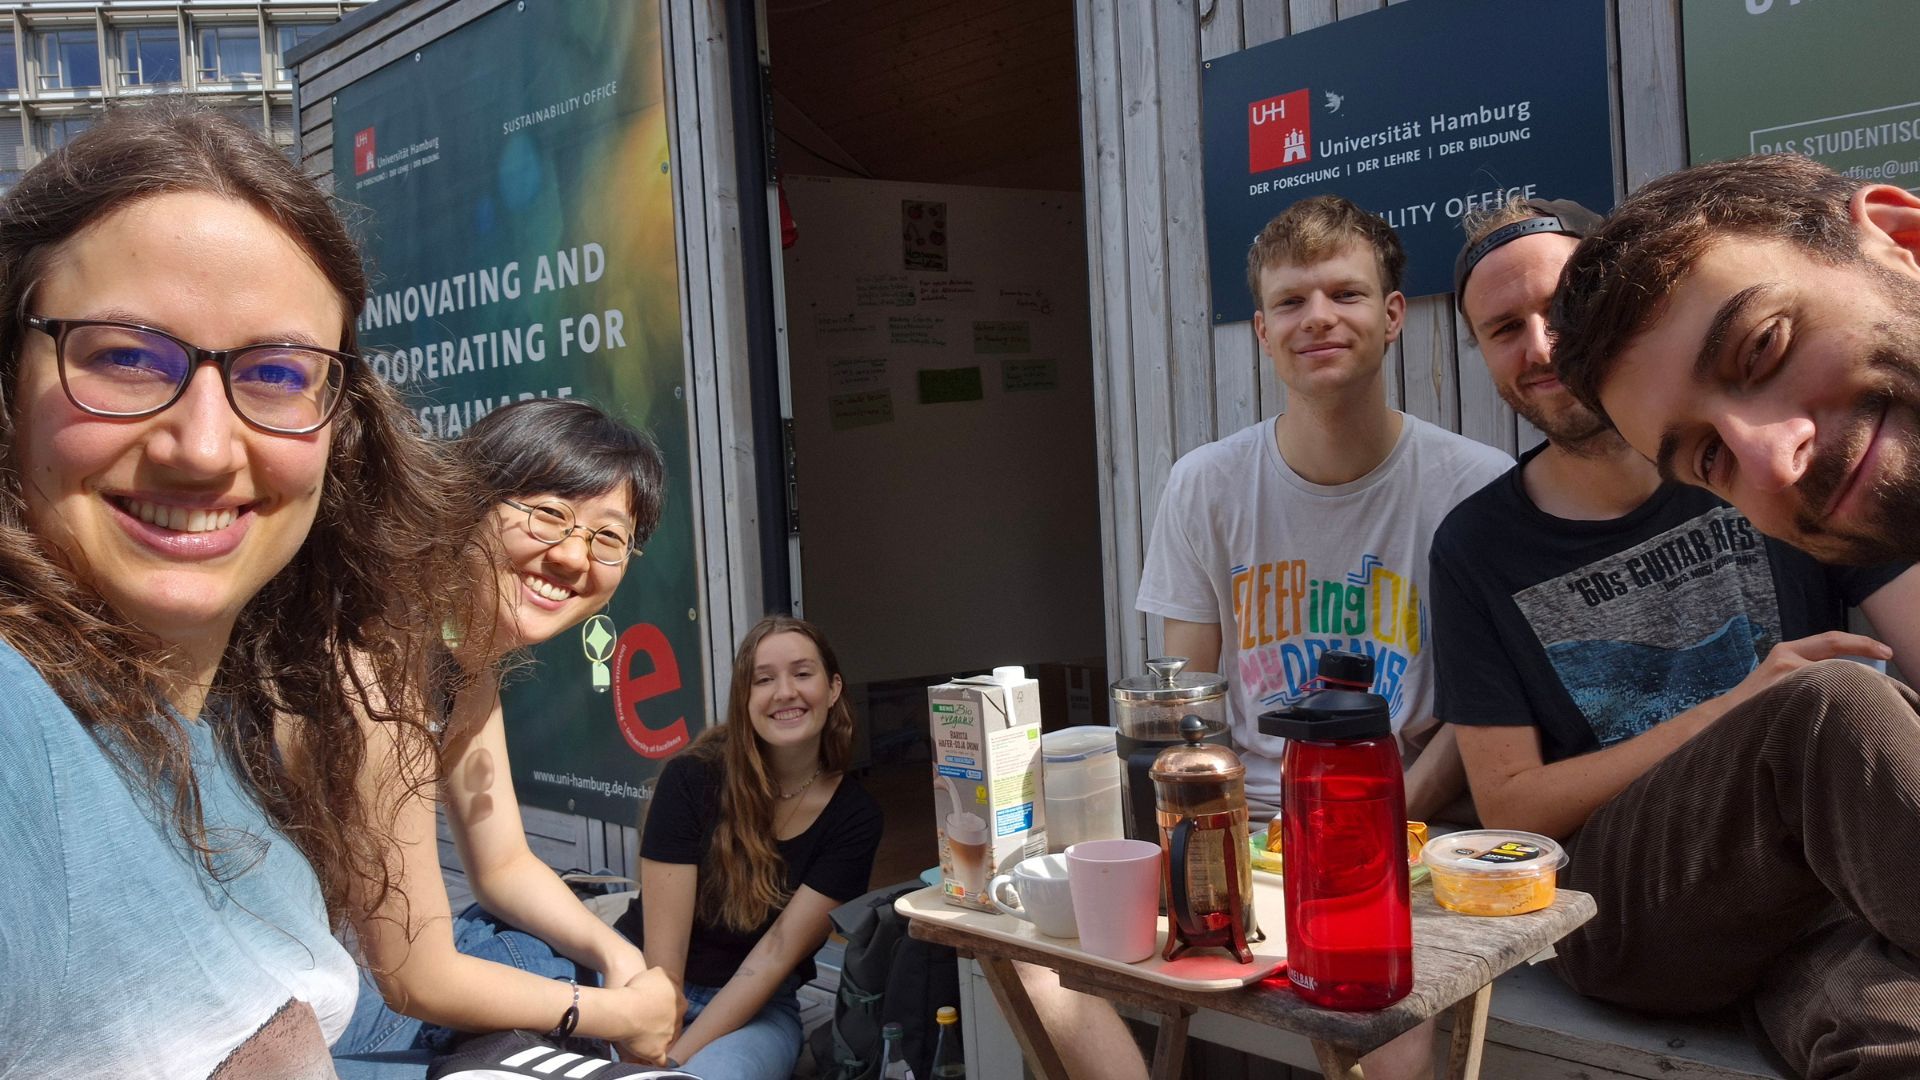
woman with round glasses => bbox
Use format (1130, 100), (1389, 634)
(336, 397), (683, 1069)
(0, 104), (466, 1076)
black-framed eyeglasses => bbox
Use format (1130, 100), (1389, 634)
(25, 315), (353, 436)
(502, 498), (640, 566)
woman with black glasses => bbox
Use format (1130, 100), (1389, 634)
(0, 104), (465, 1076)
(335, 397), (683, 1071)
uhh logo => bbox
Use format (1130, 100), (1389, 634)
(1248, 89), (1311, 174)
(353, 127), (376, 176)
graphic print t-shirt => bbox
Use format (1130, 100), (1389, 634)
(1430, 450), (1904, 764)
(0, 642), (355, 1079)
(1137, 415), (1512, 805)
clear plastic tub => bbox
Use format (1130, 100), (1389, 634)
(1041, 726), (1124, 853)
(1421, 829), (1567, 916)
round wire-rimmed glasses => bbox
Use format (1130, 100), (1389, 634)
(25, 314), (353, 436)
(502, 498), (641, 566)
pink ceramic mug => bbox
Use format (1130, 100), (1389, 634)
(1065, 838), (1162, 962)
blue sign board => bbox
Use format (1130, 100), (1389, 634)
(1202, 0), (1614, 318)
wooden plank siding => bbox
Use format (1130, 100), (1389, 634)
(1077, 0), (1687, 681)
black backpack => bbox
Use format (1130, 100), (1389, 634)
(810, 882), (959, 1080)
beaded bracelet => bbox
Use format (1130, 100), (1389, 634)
(549, 976), (580, 1040)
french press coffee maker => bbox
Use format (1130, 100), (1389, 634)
(1110, 657), (1230, 844)
(1151, 715), (1261, 963)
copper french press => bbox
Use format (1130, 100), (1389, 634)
(1150, 715), (1261, 963)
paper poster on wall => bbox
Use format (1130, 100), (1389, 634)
(828, 355), (888, 392)
(1200, 0), (1612, 313)
(1000, 288), (1055, 315)
(889, 315), (947, 346)
(973, 320), (1032, 354)
(830, 390), (894, 430)
(816, 311), (877, 337)
(1683, 0), (1920, 190)
(918, 366), (985, 404)
(855, 273), (916, 307)
(917, 277), (977, 304)
(332, 0), (697, 822)
(902, 199), (948, 270)
(1003, 358), (1060, 393)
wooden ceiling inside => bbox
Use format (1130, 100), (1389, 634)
(766, 0), (1083, 191)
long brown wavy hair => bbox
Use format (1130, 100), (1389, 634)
(0, 102), (474, 925)
(685, 616), (856, 933)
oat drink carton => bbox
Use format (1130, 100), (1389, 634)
(930, 666), (1046, 910)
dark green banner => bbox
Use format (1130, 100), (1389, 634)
(1684, 0), (1920, 190)
(332, 0), (701, 823)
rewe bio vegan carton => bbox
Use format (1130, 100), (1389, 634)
(930, 666), (1045, 910)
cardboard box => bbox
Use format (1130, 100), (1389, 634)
(1035, 656), (1110, 732)
(930, 667), (1046, 910)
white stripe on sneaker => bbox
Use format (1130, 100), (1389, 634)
(563, 1060), (613, 1077)
(532, 1051), (583, 1074)
(500, 1046), (558, 1068)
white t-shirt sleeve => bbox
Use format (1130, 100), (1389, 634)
(1137, 455), (1223, 624)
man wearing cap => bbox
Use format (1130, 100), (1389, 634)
(1430, 194), (1920, 1078)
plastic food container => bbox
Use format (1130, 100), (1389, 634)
(1421, 829), (1567, 916)
(1040, 726), (1125, 853)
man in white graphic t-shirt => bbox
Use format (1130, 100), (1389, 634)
(1137, 194), (1510, 821)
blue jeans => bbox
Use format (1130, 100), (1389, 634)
(678, 975), (805, 1079)
(332, 905), (587, 1079)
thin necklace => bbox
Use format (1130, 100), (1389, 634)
(777, 767), (821, 801)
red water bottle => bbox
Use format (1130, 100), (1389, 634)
(1260, 651), (1412, 1010)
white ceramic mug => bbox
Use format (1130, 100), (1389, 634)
(989, 853), (1078, 938)
(1066, 838), (1162, 963)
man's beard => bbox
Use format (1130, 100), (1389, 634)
(1784, 266), (1920, 564)
(1497, 380), (1615, 452)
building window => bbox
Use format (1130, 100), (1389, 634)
(119, 27), (182, 87)
(0, 117), (24, 191)
(34, 114), (92, 154)
(35, 28), (101, 91)
(0, 36), (19, 93)
(197, 24), (261, 82)
(274, 22), (325, 81)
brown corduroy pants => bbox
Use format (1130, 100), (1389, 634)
(1549, 660), (1920, 1079)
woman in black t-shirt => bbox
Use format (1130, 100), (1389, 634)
(620, 616), (883, 1076)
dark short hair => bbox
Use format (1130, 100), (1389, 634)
(458, 397), (667, 543)
(1551, 155), (1865, 422)
(1246, 194), (1406, 306)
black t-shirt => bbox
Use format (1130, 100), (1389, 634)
(1430, 447), (1905, 764)
(615, 752), (882, 988)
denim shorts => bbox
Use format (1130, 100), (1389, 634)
(331, 904), (586, 1078)
(677, 974), (806, 1080)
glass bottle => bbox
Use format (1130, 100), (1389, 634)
(930, 1005), (964, 1078)
(879, 1021), (914, 1079)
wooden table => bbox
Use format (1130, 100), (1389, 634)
(904, 883), (1594, 1080)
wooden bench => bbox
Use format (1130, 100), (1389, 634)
(949, 955), (1789, 1079)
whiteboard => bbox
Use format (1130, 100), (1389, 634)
(781, 175), (1105, 685)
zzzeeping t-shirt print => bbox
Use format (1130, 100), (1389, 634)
(1514, 506), (1779, 747)
(1231, 550), (1426, 722)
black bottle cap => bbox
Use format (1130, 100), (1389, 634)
(1255, 650), (1391, 741)
(1319, 650), (1373, 689)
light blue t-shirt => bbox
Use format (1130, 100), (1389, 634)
(0, 640), (356, 1078)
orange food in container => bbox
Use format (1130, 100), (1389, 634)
(1421, 829), (1566, 916)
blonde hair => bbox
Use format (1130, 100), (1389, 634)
(1245, 194), (1406, 305)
